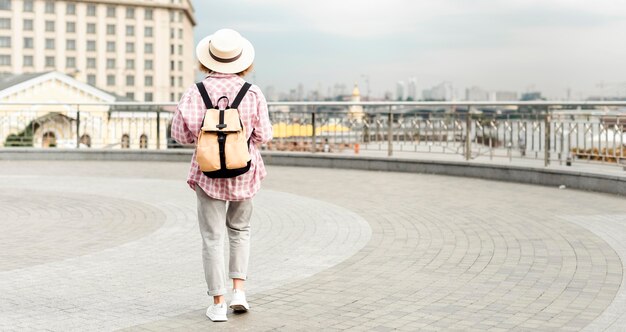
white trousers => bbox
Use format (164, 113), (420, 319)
(195, 185), (253, 296)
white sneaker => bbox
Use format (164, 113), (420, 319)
(206, 302), (227, 322)
(230, 289), (250, 312)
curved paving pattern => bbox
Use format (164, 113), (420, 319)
(0, 161), (625, 331)
(0, 170), (370, 331)
(0, 190), (165, 271)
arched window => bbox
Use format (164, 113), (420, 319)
(42, 132), (56, 148)
(121, 134), (130, 149)
(139, 134), (148, 149)
(79, 134), (91, 148)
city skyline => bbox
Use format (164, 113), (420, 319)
(194, 0), (626, 100)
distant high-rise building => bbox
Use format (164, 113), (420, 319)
(407, 77), (418, 101)
(494, 91), (518, 101)
(423, 82), (453, 101)
(297, 83), (304, 100)
(0, 0), (196, 102)
(465, 86), (489, 101)
(396, 81), (405, 101)
(520, 92), (544, 101)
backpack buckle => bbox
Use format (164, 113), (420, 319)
(216, 124), (227, 129)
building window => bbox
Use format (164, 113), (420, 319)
(178, 61), (182, 71)
(170, 76), (174, 86)
(45, 56), (54, 67)
(23, 55), (33, 66)
(139, 134), (148, 148)
(66, 22), (76, 33)
(170, 28), (174, 39)
(0, 18), (10, 29)
(121, 134), (130, 149)
(0, 0), (10, 10)
(178, 45), (183, 55)
(125, 92), (134, 99)
(66, 57), (75, 68)
(179, 29), (183, 38)
(145, 60), (153, 70)
(126, 59), (134, 69)
(66, 3), (75, 15)
(169, 11), (174, 22)
(106, 58), (115, 69)
(23, 19), (32, 31)
(106, 6), (115, 17)
(23, 37), (33, 48)
(126, 7), (134, 19)
(66, 39), (76, 50)
(125, 25), (134, 36)
(45, 38), (54, 49)
(87, 74), (96, 86)
(106, 41), (115, 52)
(126, 75), (134, 86)
(107, 75), (115, 85)
(0, 54), (10, 65)
(79, 134), (91, 147)
(44, 1), (54, 13)
(45, 20), (55, 32)
(145, 76), (153, 86)
(87, 40), (96, 51)
(86, 23), (96, 34)
(144, 43), (153, 54)
(178, 77), (182, 87)
(23, 0), (33, 12)
(144, 26), (153, 37)
(125, 42), (134, 53)
(0, 36), (10, 48)
(106, 24), (115, 35)
(144, 93), (153, 102)
(170, 93), (175, 101)
(87, 57), (96, 68)
(170, 45), (174, 55)
(87, 4), (96, 16)
(170, 61), (174, 71)
(145, 8), (153, 20)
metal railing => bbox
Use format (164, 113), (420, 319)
(1, 101), (625, 168)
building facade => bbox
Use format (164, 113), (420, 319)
(0, 0), (196, 102)
(0, 71), (172, 149)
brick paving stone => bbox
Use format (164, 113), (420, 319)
(0, 160), (625, 331)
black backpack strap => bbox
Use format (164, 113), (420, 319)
(195, 82), (213, 109)
(230, 82), (252, 109)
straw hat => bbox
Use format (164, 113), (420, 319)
(196, 28), (255, 74)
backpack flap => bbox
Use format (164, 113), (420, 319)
(201, 108), (243, 133)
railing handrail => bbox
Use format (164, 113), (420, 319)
(1, 101), (626, 107)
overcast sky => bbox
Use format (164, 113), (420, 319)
(193, 0), (626, 99)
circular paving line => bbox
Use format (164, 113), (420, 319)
(129, 166), (625, 331)
(0, 170), (371, 332)
(0, 190), (166, 271)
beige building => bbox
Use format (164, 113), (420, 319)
(0, 71), (172, 149)
(0, 0), (196, 102)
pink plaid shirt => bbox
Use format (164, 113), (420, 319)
(171, 73), (273, 201)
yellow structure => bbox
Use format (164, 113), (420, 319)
(349, 83), (365, 122)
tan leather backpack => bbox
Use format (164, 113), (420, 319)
(195, 81), (252, 178)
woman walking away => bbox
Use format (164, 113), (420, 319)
(171, 28), (272, 322)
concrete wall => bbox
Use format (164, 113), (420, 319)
(1, 148), (624, 196)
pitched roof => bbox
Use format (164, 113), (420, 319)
(0, 71), (133, 102)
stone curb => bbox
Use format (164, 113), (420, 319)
(1, 148), (624, 196)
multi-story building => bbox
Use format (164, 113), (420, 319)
(0, 0), (196, 102)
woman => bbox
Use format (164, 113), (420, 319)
(171, 28), (272, 322)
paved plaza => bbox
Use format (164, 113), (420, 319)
(0, 160), (625, 331)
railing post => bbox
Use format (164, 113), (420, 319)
(311, 110), (316, 153)
(465, 109), (471, 160)
(156, 109), (161, 150)
(76, 106), (80, 149)
(544, 111), (551, 167)
(387, 108), (393, 157)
